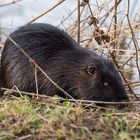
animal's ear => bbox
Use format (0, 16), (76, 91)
(87, 64), (97, 75)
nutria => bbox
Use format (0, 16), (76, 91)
(0, 23), (128, 102)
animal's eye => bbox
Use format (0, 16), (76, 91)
(87, 64), (97, 75)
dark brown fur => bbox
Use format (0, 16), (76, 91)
(0, 23), (128, 102)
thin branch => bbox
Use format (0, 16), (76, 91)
(0, 0), (22, 7)
(126, 0), (140, 77)
(1, 87), (140, 105)
(113, 0), (117, 44)
(77, 0), (81, 43)
(26, 0), (65, 25)
(34, 65), (39, 98)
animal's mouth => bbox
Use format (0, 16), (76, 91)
(94, 98), (130, 109)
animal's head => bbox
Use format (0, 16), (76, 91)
(60, 48), (129, 103)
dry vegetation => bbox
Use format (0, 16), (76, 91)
(0, 95), (140, 140)
(0, 0), (140, 139)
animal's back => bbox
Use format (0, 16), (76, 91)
(4, 23), (79, 59)
(1, 23), (79, 95)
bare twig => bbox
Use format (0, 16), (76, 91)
(126, 0), (140, 77)
(113, 0), (117, 45)
(1, 87), (140, 105)
(120, 49), (140, 68)
(34, 65), (39, 98)
(26, 0), (65, 25)
(77, 0), (81, 43)
(0, 0), (22, 7)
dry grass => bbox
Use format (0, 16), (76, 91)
(0, 95), (139, 140)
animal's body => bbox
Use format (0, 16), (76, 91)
(0, 23), (128, 102)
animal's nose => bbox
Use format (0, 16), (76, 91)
(120, 93), (129, 101)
